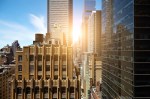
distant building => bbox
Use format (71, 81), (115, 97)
(0, 65), (15, 99)
(0, 41), (21, 65)
(88, 53), (102, 87)
(47, 0), (73, 45)
(82, 0), (96, 52)
(102, 0), (150, 98)
(0, 45), (13, 65)
(11, 40), (21, 56)
(88, 10), (101, 56)
(11, 34), (81, 99)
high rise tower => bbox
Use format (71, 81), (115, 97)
(102, 0), (150, 98)
(82, 0), (96, 52)
(88, 10), (101, 56)
(47, 0), (73, 45)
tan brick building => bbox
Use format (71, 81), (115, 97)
(0, 65), (15, 99)
(11, 34), (81, 99)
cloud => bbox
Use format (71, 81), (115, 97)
(0, 14), (47, 48)
(29, 14), (46, 33)
(0, 20), (35, 48)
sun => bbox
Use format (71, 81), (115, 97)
(73, 26), (80, 43)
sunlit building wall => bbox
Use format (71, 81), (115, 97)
(0, 65), (15, 99)
(102, 0), (150, 98)
(88, 10), (101, 56)
(82, 0), (96, 52)
(11, 34), (81, 99)
(47, 0), (73, 45)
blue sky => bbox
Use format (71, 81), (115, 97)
(0, 0), (101, 48)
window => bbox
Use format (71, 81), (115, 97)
(29, 65), (34, 72)
(18, 55), (22, 61)
(17, 87), (22, 94)
(46, 75), (50, 80)
(44, 87), (48, 94)
(46, 65), (50, 71)
(38, 75), (42, 80)
(29, 55), (34, 61)
(49, 41), (52, 44)
(18, 65), (22, 71)
(18, 75), (22, 80)
(38, 55), (42, 61)
(54, 75), (58, 80)
(38, 65), (42, 71)
(46, 55), (50, 61)
(35, 87), (39, 94)
(26, 87), (30, 94)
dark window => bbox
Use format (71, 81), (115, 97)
(17, 87), (22, 94)
(135, 40), (150, 50)
(18, 55), (22, 61)
(29, 55), (34, 61)
(18, 65), (22, 71)
(38, 65), (42, 71)
(18, 75), (22, 80)
(35, 87), (39, 94)
(26, 87), (30, 94)
(134, 51), (150, 62)
(46, 65), (50, 71)
(38, 75), (42, 80)
(29, 65), (34, 72)
(44, 87), (48, 94)
(54, 75), (58, 80)
(46, 55), (50, 61)
(46, 75), (50, 80)
(38, 55), (42, 61)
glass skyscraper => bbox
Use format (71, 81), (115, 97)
(102, 0), (150, 98)
(82, 0), (96, 52)
(83, 0), (96, 20)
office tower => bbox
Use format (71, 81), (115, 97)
(0, 65), (15, 99)
(102, 0), (150, 98)
(47, 0), (73, 45)
(11, 34), (81, 99)
(88, 10), (101, 56)
(83, 0), (96, 21)
(82, 0), (96, 52)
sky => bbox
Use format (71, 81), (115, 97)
(0, 0), (101, 48)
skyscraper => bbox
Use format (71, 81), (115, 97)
(47, 0), (73, 45)
(88, 10), (101, 56)
(83, 0), (96, 20)
(82, 0), (96, 52)
(102, 0), (150, 98)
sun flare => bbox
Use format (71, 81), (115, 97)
(73, 27), (80, 43)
